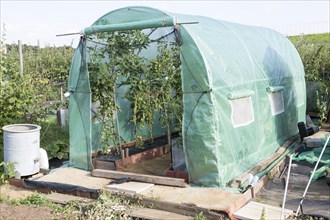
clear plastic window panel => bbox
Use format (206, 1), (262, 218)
(229, 96), (255, 127)
(268, 91), (285, 116)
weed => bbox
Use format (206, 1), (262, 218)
(10, 193), (58, 209)
(1, 190), (139, 219)
(267, 172), (273, 180)
(83, 191), (133, 220)
(54, 200), (83, 220)
(0, 194), (9, 203)
(195, 211), (207, 220)
(0, 161), (15, 185)
(255, 198), (265, 204)
(260, 207), (267, 220)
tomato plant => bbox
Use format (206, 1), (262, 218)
(87, 29), (182, 150)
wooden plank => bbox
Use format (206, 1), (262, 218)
(110, 190), (227, 220)
(92, 159), (116, 170)
(229, 135), (299, 188)
(92, 169), (187, 188)
(133, 196), (226, 220)
(46, 193), (93, 205)
(131, 207), (194, 220)
(233, 201), (293, 220)
(245, 144), (300, 198)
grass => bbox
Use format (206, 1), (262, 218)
(0, 190), (141, 219)
(9, 193), (59, 208)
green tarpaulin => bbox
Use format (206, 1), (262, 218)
(68, 6), (306, 188)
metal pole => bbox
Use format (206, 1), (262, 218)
(18, 40), (23, 76)
(296, 136), (330, 215)
(281, 154), (293, 220)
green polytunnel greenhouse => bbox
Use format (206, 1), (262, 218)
(67, 6), (306, 188)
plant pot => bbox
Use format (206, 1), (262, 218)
(57, 108), (68, 127)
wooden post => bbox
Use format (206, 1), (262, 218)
(120, 150), (125, 161)
(60, 87), (64, 102)
(18, 40), (23, 76)
(125, 148), (129, 158)
(162, 98), (172, 169)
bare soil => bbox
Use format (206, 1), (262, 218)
(0, 203), (55, 220)
(0, 185), (56, 220)
(0, 184), (35, 200)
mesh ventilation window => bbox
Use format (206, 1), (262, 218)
(268, 91), (285, 116)
(229, 96), (255, 128)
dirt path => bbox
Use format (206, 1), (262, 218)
(0, 184), (57, 220)
(0, 203), (55, 220)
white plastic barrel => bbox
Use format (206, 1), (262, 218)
(3, 124), (41, 176)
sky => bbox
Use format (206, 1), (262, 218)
(0, 1), (329, 47)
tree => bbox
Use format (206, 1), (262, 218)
(289, 33), (330, 123)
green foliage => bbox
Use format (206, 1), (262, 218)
(0, 194), (9, 203)
(260, 207), (266, 220)
(84, 191), (133, 219)
(57, 190), (139, 219)
(267, 172), (273, 180)
(88, 30), (151, 149)
(289, 33), (329, 44)
(0, 73), (49, 125)
(40, 117), (69, 160)
(0, 161), (15, 184)
(88, 30), (182, 150)
(54, 200), (83, 219)
(0, 27), (73, 160)
(1, 190), (139, 219)
(288, 33), (330, 123)
(195, 211), (207, 220)
(10, 193), (57, 208)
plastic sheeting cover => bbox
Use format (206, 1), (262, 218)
(68, 6), (306, 188)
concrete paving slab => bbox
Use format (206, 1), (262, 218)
(106, 182), (154, 194)
(139, 185), (246, 214)
(31, 168), (253, 218)
(233, 201), (293, 220)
